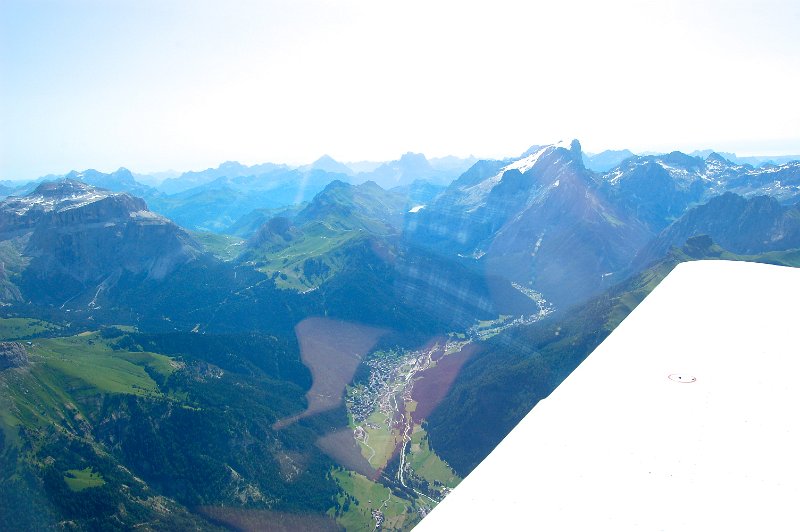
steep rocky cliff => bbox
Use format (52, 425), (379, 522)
(0, 179), (203, 305)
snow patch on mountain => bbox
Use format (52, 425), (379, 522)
(506, 146), (550, 175)
(458, 145), (556, 209)
(57, 192), (108, 212)
(7, 188), (111, 216)
(554, 139), (573, 150)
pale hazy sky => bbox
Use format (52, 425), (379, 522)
(2, 0), (799, 180)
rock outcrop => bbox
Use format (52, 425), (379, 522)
(0, 341), (29, 370)
(0, 179), (203, 305)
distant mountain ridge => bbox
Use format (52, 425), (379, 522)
(635, 192), (800, 268)
(150, 153), (476, 195)
(301, 154), (354, 175)
(600, 151), (800, 230)
(689, 149), (800, 167)
(157, 160), (290, 194)
(64, 167), (153, 197)
(12, 147), (797, 239)
(582, 149), (636, 171)
(146, 167), (345, 232)
(349, 152), (477, 189)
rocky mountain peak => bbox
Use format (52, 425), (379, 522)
(0, 180), (203, 304)
(0, 342), (29, 370)
(705, 152), (731, 164)
(523, 139), (581, 155)
(307, 155), (353, 175)
(322, 179), (350, 192)
(249, 216), (300, 251)
(662, 151), (703, 168)
(219, 161), (247, 173)
(0, 179), (141, 232)
(109, 167), (137, 181)
(398, 152), (430, 166)
(33, 178), (97, 198)
(7, 178), (146, 220)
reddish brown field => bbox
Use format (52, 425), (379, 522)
(198, 506), (339, 532)
(411, 342), (481, 424)
(315, 428), (377, 479)
(274, 317), (387, 429)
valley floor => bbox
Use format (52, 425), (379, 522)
(335, 295), (553, 530)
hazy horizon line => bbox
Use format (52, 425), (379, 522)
(6, 142), (800, 185)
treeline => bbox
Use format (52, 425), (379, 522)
(115, 329), (312, 389)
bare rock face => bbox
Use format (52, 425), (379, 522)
(248, 216), (301, 252)
(635, 193), (800, 269)
(0, 342), (29, 370)
(0, 179), (204, 305)
(410, 142), (651, 310)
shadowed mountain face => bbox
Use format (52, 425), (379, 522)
(408, 141), (651, 310)
(223, 203), (306, 238)
(635, 192), (800, 268)
(599, 152), (800, 227)
(248, 216), (302, 252)
(598, 160), (704, 232)
(0, 180), (202, 305)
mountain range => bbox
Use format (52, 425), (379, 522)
(1, 140), (799, 530)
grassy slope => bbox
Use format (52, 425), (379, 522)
(243, 181), (404, 291)
(0, 317), (62, 340)
(407, 426), (459, 490)
(247, 223), (364, 290)
(190, 231), (246, 261)
(33, 335), (174, 397)
(0, 331), (175, 446)
(332, 469), (415, 531)
(63, 467), (106, 492)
